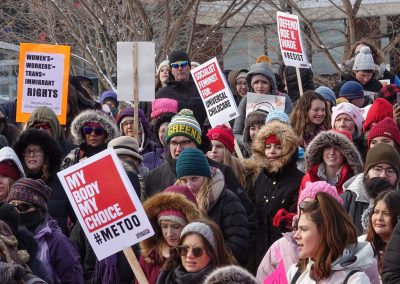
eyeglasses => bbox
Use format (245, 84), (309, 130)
(33, 123), (51, 130)
(169, 140), (193, 148)
(371, 166), (397, 177)
(83, 126), (105, 136)
(176, 245), (204, 257)
(121, 120), (135, 127)
(10, 201), (35, 213)
(22, 149), (44, 157)
(171, 61), (189, 69)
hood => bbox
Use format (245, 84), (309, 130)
(251, 121), (300, 173)
(0, 147), (25, 179)
(140, 192), (201, 258)
(71, 109), (119, 145)
(343, 173), (370, 204)
(331, 241), (374, 271)
(305, 131), (363, 175)
(243, 110), (268, 152)
(340, 58), (381, 79)
(246, 62), (278, 96)
(227, 69), (248, 97)
(26, 106), (61, 141)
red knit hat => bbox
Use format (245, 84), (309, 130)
(330, 129), (353, 142)
(0, 161), (21, 180)
(206, 125), (235, 153)
(265, 135), (281, 145)
(368, 117), (400, 147)
(363, 98), (393, 132)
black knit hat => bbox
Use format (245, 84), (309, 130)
(169, 50), (191, 66)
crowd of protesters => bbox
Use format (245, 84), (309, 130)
(0, 39), (399, 283)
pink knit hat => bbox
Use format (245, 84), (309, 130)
(157, 209), (187, 226)
(331, 102), (363, 137)
(151, 98), (178, 119)
(297, 181), (343, 212)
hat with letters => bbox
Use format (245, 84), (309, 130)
(165, 109), (202, 146)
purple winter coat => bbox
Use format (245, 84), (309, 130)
(34, 217), (84, 284)
(143, 147), (167, 170)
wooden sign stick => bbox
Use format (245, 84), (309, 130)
(296, 67), (304, 96)
(123, 247), (149, 284)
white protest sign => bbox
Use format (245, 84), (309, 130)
(191, 57), (239, 127)
(57, 148), (154, 260)
(277, 12), (309, 68)
(245, 92), (286, 117)
(117, 42), (155, 101)
(17, 43), (70, 124)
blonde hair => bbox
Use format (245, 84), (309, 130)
(223, 150), (245, 188)
(175, 177), (213, 213)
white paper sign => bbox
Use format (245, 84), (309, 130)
(57, 149), (154, 260)
(191, 57), (239, 127)
(117, 42), (155, 102)
(245, 92), (286, 117)
(277, 12), (309, 68)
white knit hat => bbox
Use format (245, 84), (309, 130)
(353, 46), (375, 71)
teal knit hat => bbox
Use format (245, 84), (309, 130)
(165, 109), (202, 146)
(176, 148), (211, 178)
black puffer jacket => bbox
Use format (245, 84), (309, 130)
(283, 65), (314, 103)
(382, 222), (400, 284)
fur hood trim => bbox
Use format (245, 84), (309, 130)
(251, 121), (300, 173)
(71, 109), (119, 145)
(0, 147), (25, 178)
(340, 58), (381, 79)
(140, 192), (201, 258)
(305, 131), (363, 175)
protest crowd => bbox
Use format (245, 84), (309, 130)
(1, 38), (400, 284)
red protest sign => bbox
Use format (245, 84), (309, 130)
(192, 62), (225, 99)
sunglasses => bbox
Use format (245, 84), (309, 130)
(176, 245), (204, 257)
(83, 126), (104, 136)
(171, 61), (189, 69)
(10, 202), (35, 213)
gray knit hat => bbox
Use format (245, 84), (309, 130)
(353, 46), (375, 71)
(203, 265), (258, 284)
(108, 136), (143, 162)
(181, 222), (216, 252)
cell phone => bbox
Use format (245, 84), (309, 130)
(397, 92), (400, 105)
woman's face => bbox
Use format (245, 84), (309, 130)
(251, 75), (271, 95)
(0, 175), (12, 201)
(158, 122), (169, 146)
(121, 117), (137, 137)
(334, 114), (356, 135)
(159, 66), (170, 85)
(179, 176), (204, 195)
(294, 213), (320, 259)
(307, 99), (326, 126)
(264, 143), (282, 160)
(208, 140), (225, 163)
(84, 127), (106, 147)
(181, 233), (211, 273)
(370, 136), (395, 148)
(249, 124), (262, 141)
(160, 220), (184, 247)
(23, 144), (45, 174)
(372, 200), (394, 241)
(323, 146), (344, 169)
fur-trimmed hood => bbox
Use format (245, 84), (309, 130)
(71, 109), (119, 145)
(305, 130), (363, 176)
(0, 147), (25, 179)
(140, 192), (201, 261)
(249, 121), (300, 173)
(340, 58), (381, 79)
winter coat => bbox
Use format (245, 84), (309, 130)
(287, 241), (373, 283)
(283, 66), (315, 103)
(156, 264), (213, 284)
(143, 147), (167, 170)
(138, 191), (201, 284)
(33, 217), (83, 284)
(26, 106), (75, 158)
(382, 222), (400, 284)
(300, 130), (363, 195)
(156, 77), (207, 129)
(0, 99), (17, 126)
(243, 121), (304, 267)
(341, 173), (370, 235)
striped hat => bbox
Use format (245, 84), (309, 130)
(165, 109), (202, 146)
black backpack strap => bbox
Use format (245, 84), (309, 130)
(290, 267), (302, 284)
(343, 269), (361, 284)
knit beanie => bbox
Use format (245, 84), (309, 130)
(331, 102), (363, 137)
(315, 86), (336, 106)
(169, 50), (191, 66)
(165, 109), (202, 146)
(156, 60), (169, 74)
(377, 84), (400, 105)
(108, 136), (143, 162)
(363, 98), (393, 131)
(181, 222), (216, 252)
(353, 46), (375, 71)
(151, 98), (178, 120)
(330, 128), (353, 142)
(7, 178), (52, 211)
(339, 81), (364, 100)
(364, 143), (400, 176)
(265, 110), (290, 125)
(207, 125), (235, 153)
(368, 117), (400, 147)
(164, 185), (197, 206)
(0, 161), (21, 180)
(99, 90), (118, 105)
(203, 265), (258, 284)
(298, 181), (343, 211)
(176, 148), (211, 178)
(157, 209), (187, 227)
(256, 55), (272, 64)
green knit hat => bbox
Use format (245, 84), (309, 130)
(364, 143), (400, 176)
(165, 109), (202, 146)
(176, 148), (211, 178)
